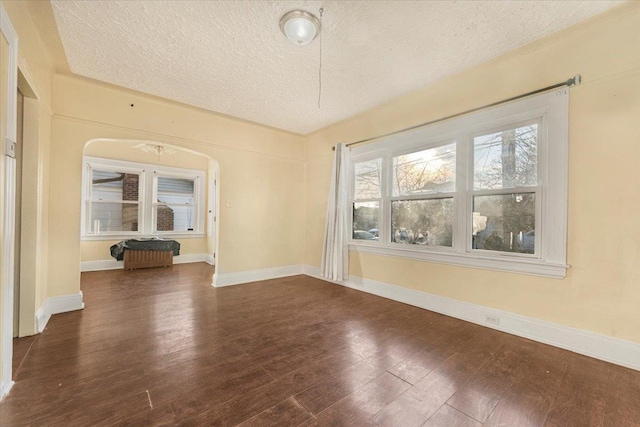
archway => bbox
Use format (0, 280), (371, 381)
(80, 138), (219, 283)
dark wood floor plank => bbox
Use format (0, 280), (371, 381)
(544, 352), (640, 427)
(603, 359), (640, 427)
(484, 385), (553, 427)
(484, 339), (571, 427)
(1, 263), (638, 427)
(423, 404), (482, 427)
(371, 352), (483, 427)
(12, 335), (36, 377)
(302, 372), (411, 426)
(180, 347), (364, 426)
(446, 335), (540, 422)
(236, 396), (312, 427)
(386, 321), (473, 386)
(294, 358), (387, 415)
(387, 346), (450, 385)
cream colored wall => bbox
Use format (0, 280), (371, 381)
(81, 139), (210, 261)
(49, 74), (306, 297)
(2, 0), (55, 337)
(306, 3), (640, 344)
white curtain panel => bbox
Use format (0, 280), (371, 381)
(321, 143), (350, 281)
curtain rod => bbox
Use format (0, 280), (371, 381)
(332, 74), (581, 151)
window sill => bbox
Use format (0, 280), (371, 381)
(349, 243), (567, 278)
(82, 233), (206, 241)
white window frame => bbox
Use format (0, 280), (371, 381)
(152, 170), (204, 236)
(348, 90), (569, 278)
(82, 157), (206, 240)
(388, 138), (458, 253)
(349, 155), (383, 245)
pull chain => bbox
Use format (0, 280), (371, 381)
(318, 7), (324, 109)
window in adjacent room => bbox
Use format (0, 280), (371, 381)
(154, 175), (198, 233)
(82, 157), (205, 239)
(87, 167), (143, 235)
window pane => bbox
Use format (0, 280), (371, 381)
(391, 198), (453, 247)
(92, 170), (139, 202)
(353, 201), (379, 240)
(91, 202), (138, 232)
(354, 159), (381, 199)
(393, 143), (456, 196)
(474, 123), (538, 190)
(157, 204), (196, 232)
(472, 193), (535, 254)
(157, 177), (195, 201)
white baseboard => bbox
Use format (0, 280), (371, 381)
(205, 254), (215, 265)
(35, 302), (51, 333)
(304, 265), (640, 371)
(0, 380), (14, 401)
(80, 253), (211, 272)
(35, 291), (85, 333)
(213, 265), (304, 287)
(174, 253), (208, 265)
(80, 259), (123, 272)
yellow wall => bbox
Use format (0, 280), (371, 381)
(3, 0), (639, 353)
(2, 0), (55, 337)
(81, 139), (210, 261)
(306, 3), (640, 344)
(48, 74), (306, 297)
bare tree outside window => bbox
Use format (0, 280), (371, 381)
(393, 143), (456, 196)
(353, 159), (382, 239)
(473, 123), (538, 253)
(354, 159), (382, 199)
(474, 124), (538, 190)
(391, 143), (456, 246)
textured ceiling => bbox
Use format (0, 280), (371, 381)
(51, 1), (621, 134)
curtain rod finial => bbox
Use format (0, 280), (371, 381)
(568, 74), (582, 86)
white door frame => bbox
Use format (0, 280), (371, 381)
(1, 3), (19, 401)
(208, 167), (217, 266)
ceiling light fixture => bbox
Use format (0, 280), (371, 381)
(279, 10), (321, 46)
(132, 143), (176, 156)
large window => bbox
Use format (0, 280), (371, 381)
(82, 157), (205, 239)
(348, 90), (568, 277)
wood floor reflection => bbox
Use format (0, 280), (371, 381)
(2, 263), (639, 426)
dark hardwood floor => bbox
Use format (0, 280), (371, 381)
(12, 335), (35, 378)
(1, 263), (639, 426)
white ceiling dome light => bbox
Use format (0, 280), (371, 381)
(279, 10), (321, 46)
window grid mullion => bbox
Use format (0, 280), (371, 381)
(455, 136), (468, 254)
(382, 154), (392, 245)
(470, 186), (540, 197)
(349, 197), (381, 204)
(389, 193), (456, 202)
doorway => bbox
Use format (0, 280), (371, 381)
(13, 89), (23, 338)
(1, 3), (19, 398)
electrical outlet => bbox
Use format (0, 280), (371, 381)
(485, 315), (500, 326)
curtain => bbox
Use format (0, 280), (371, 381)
(321, 143), (350, 281)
